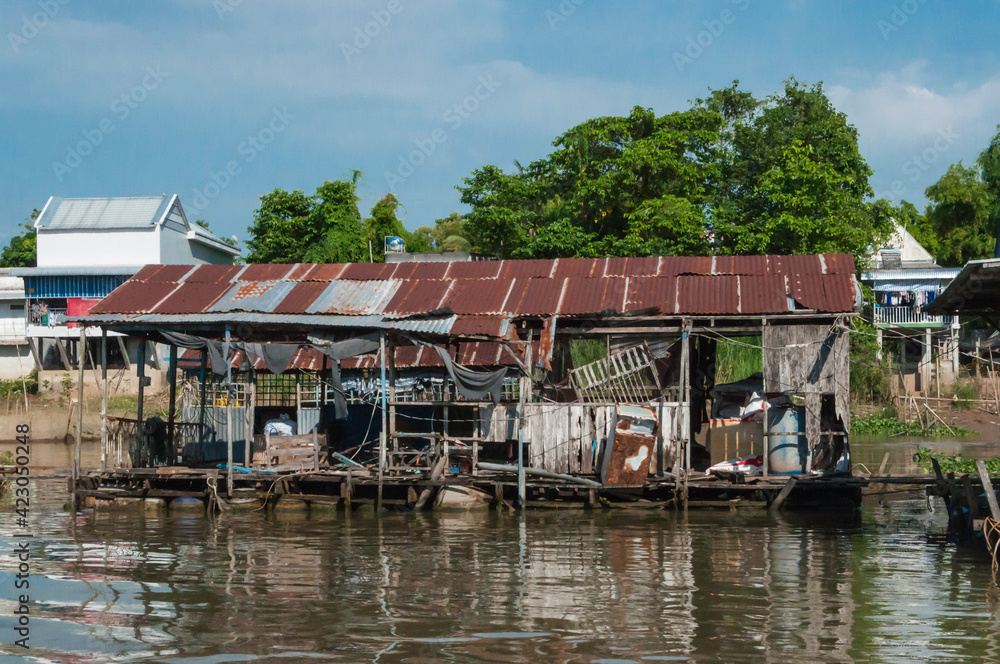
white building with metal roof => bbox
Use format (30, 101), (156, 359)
(13, 194), (239, 377)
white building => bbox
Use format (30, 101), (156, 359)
(0, 269), (31, 379)
(13, 195), (239, 376)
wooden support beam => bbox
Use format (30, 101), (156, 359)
(56, 337), (72, 371)
(167, 345), (178, 465)
(100, 329), (108, 472)
(770, 477), (797, 512)
(976, 459), (1000, 521)
(27, 337), (41, 371)
(377, 330), (387, 511)
(117, 336), (131, 370)
(136, 336), (146, 466)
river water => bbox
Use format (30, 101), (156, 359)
(3, 438), (1000, 663)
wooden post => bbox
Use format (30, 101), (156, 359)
(770, 477), (797, 512)
(167, 344), (178, 465)
(976, 459), (1000, 521)
(387, 336), (397, 468)
(245, 382), (254, 470)
(117, 336), (131, 370)
(517, 330), (532, 507)
(679, 322), (690, 502)
(225, 326), (233, 496)
(136, 336), (146, 466)
(377, 330), (387, 511)
(975, 336), (982, 378)
(73, 325), (85, 510)
(198, 350), (208, 447)
(100, 329), (108, 472)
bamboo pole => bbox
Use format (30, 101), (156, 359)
(377, 330), (387, 512)
(100, 329), (107, 472)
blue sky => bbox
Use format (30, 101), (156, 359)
(2, 0), (999, 251)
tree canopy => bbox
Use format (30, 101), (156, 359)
(0, 210), (39, 268)
(457, 79), (894, 263)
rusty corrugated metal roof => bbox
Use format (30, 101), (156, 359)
(80, 253), (856, 331)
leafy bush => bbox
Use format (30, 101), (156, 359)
(850, 318), (892, 404)
(715, 337), (762, 384)
(915, 447), (1000, 475)
(952, 380), (979, 410)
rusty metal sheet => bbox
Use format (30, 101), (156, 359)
(339, 263), (396, 280)
(603, 257), (628, 278)
(450, 315), (510, 337)
(560, 277), (626, 315)
(306, 280), (398, 315)
(184, 264), (244, 283)
(625, 256), (661, 277)
(738, 276), (790, 314)
(789, 274), (855, 312)
(821, 253), (856, 274)
(552, 258), (599, 279)
(506, 278), (565, 315)
(769, 254), (823, 276)
(623, 277), (676, 313)
(132, 264), (194, 282)
(536, 315), (557, 369)
(153, 280), (233, 315)
(442, 278), (514, 314)
(498, 259), (556, 280)
(445, 261), (502, 280)
(272, 281), (328, 314)
(90, 280), (179, 314)
(383, 279), (452, 314)
(659, 256), (714, 277)
(299, 264), (348, 281)
(209, 281), (297, 313)
(602, 404), (657, 487)
(676, 275), (740, 314)
(237, 264), (296, 282)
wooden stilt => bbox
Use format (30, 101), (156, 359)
(167, 345), (178, 464)
(100, 329), (108, 472)
(377, 330), (387, 512)
(136, 336), (147, 466)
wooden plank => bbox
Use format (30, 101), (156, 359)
(962, 475), (982, 518)
(976, 459), (1000, 520)
(770, 477), (798, 511)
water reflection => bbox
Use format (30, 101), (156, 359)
(3, 441), (1000, 662)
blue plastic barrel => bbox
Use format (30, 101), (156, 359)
(766, 406), (807, 475)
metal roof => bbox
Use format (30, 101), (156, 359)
(36, 196), (171, 230)
(925, 259), (1000, 315)
(861, 268), (961, 281)
(79, 254), (857, 334)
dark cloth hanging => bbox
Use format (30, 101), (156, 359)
(430, 345), (509, 404)
(244, 343), (298, 375)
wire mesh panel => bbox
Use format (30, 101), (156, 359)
(569, 343), (661, 403)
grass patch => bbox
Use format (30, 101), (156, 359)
(915, 447), (1000, 475)
(951, 380), (979, 410)
(570, 339), (607, 368)
(715, 337), (762, 384)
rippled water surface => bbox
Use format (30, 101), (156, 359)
(3, 439), (1000, 663)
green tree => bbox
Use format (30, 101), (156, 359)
(458, 79), (892, 261)
(245, 175), (365, 264)
(0, 209), (40, 268)
(708, 80), (889, 261)
(413, 212), (472, 253)
(364, 193), (407, 262)
(924, 163), (993, 266)
(977, 125), (1000, 257)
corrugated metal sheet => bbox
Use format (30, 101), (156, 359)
(624, 277), (675, 313)
(443, 279), (514, 314)
(677, 276), (740, 314)
(209, 281), (298, 313)
(38, 196), (168, 230)
(90, 280), (178, 314)
(272, 281), (328, 314)
(739, 276), (790, 314)
(154, 281), (232, 315)
(306, 280), (399, 315)
(79, 253), (856, 332)
(861, 268), (961, 281)
(25, 274), (130, 299)
(450, 315), (510, 337)
(237, 264), (296, 282)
